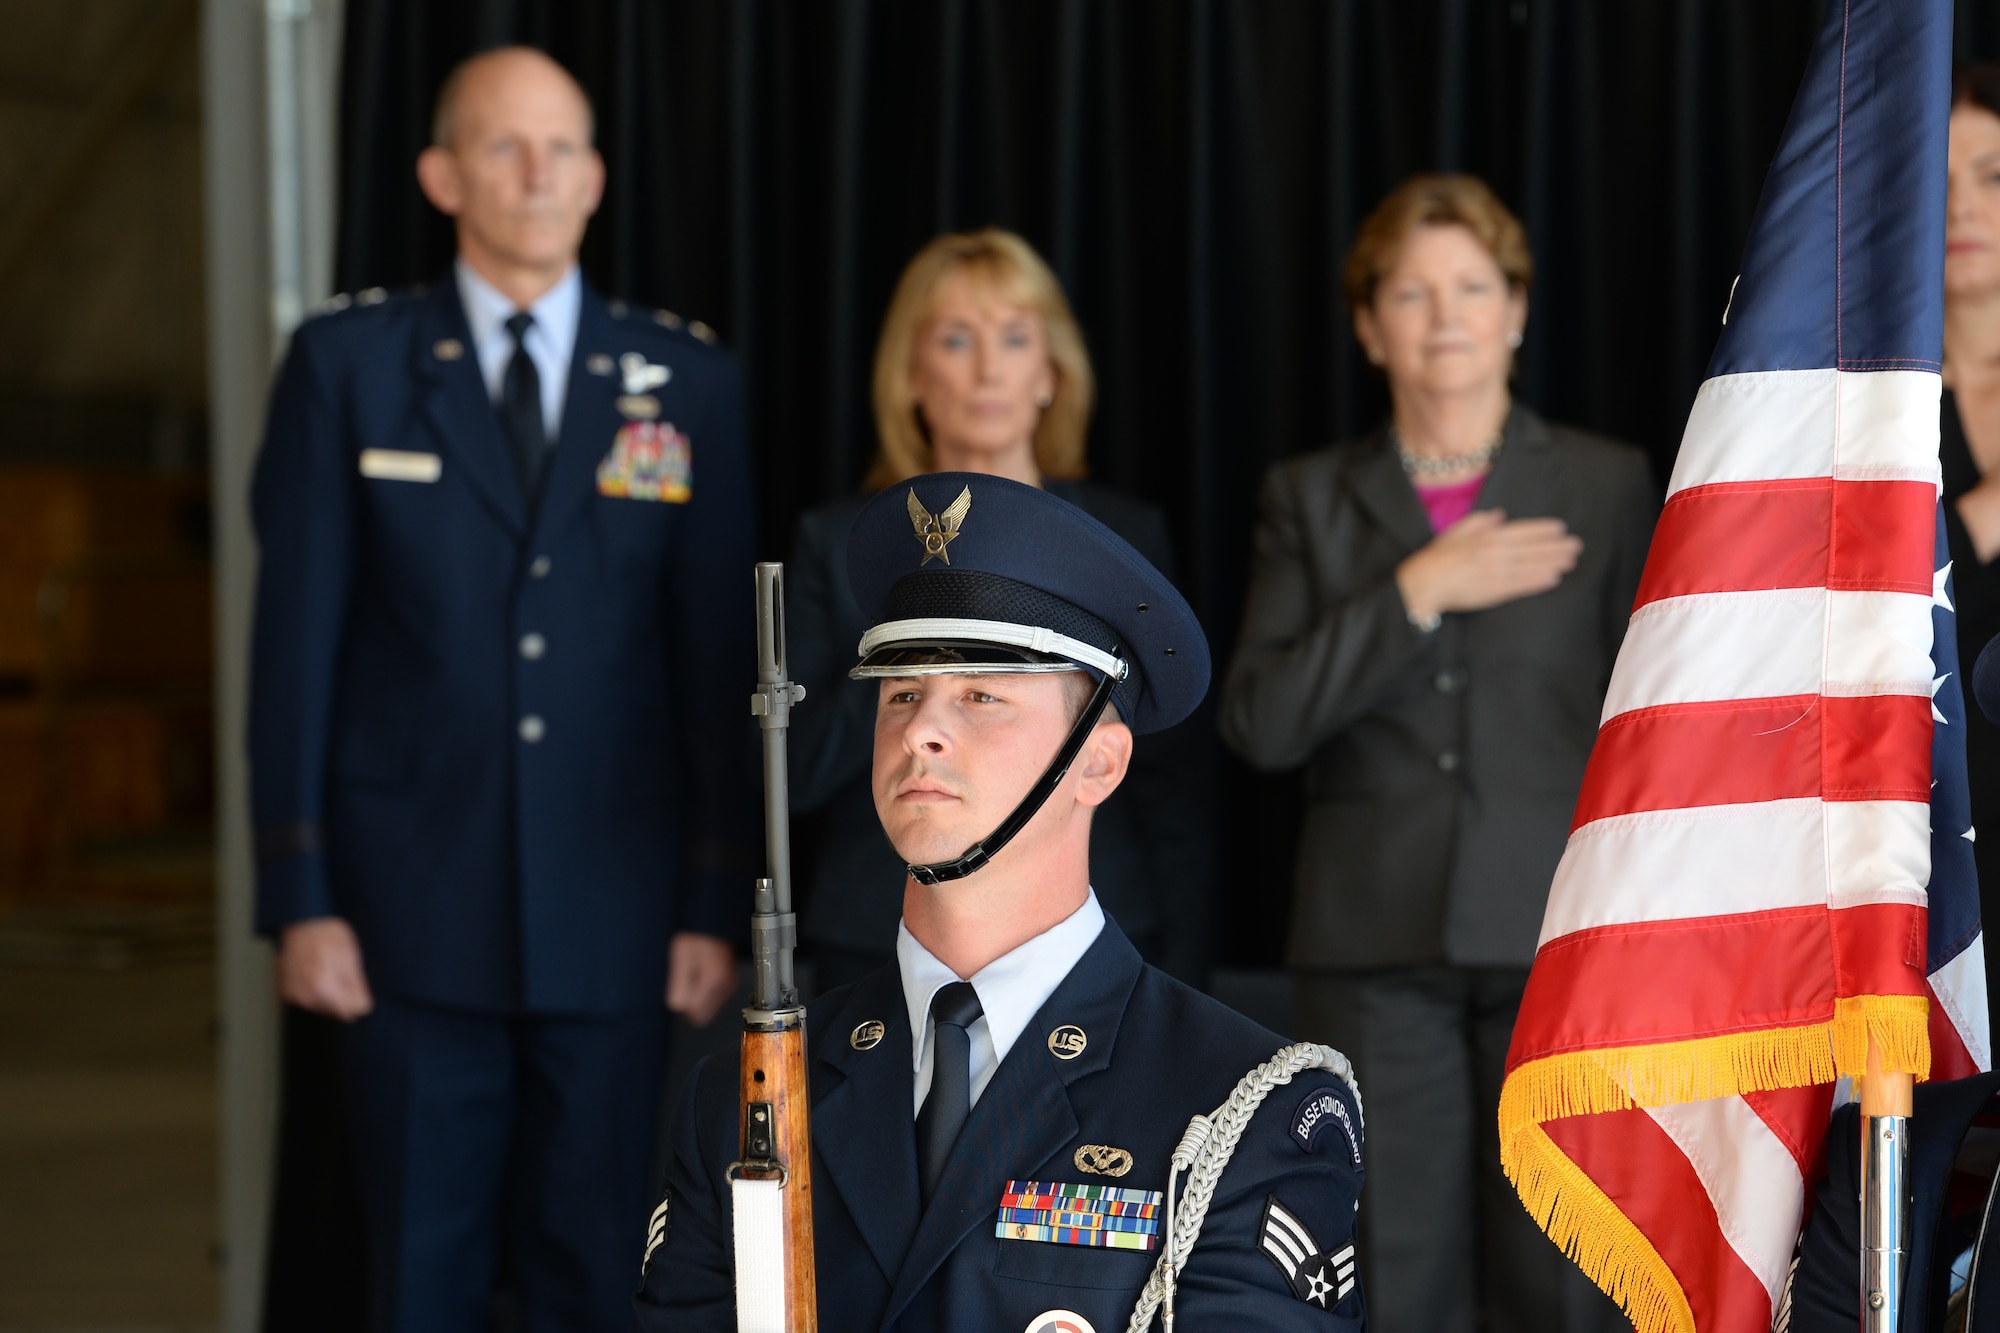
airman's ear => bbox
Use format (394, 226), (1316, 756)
(416, 146), (463, 217)
(1072, 719), (1133, 809)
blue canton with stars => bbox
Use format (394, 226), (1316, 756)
(1930, 507), (1980, 979)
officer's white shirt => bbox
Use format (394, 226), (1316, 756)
(455, 258), (581, 442)
(898, 890), (1106, 1117)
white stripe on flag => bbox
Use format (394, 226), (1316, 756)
(1666, 368), (1939, 498)
(1825, 800), (1930, 910)
(1544, 799), (1927, 944)
(1932, 931), (1993, 1071)
(1602, 589), (1933, 724)
(1645, 1096), (1805, 1307)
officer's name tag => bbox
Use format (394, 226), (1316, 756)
(358, 449), (442, 483)
(995, 1181), (1161, 1251)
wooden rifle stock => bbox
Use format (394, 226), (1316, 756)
(735, 563), (817, 1331)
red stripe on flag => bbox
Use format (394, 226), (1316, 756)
(1636, 478), (1937, 608)
(1573, 694), (1932, 829)
(1515, 904), (1927, 1060)
(1547, 1108), (1774, 1333)
(1743, 1083), (1837, 1183)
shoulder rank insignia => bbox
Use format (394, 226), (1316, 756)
(908, 485), (971, 565)
(1258, 1195), (1355, 1308)
(598, 421), (691, 503)
(641, 1186), (671, 1276)
(996, 1180), (1161, 1251)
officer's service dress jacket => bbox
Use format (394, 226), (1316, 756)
(1220, 406), (1657, 968)
(247, 277), (755, 1014)
(635, 918), (1366, 1330)
(785, 481), (1216, 982)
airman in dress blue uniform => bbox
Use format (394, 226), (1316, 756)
(635, 474), (1366, 1331)
(247, 48), (754, 1332)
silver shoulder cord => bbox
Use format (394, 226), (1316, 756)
(1125, 1042), (1363, 1333)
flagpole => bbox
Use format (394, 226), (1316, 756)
(1858, 1039), (1912, 1332)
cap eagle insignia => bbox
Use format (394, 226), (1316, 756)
(908, 485), (972, 566)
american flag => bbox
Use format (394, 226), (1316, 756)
(1497, 2), (1986, 1331)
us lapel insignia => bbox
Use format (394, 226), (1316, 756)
(1073, 1144), (1133, 1178)
(1258, 1194), (1356, 1308)
(850, 1020), (886, 1051)
(1024, 1312), (1097, 1333)
(996, 1180), (1162, 1251)
(620, 351), (671, 393)
(597, 421), (691, 503)
(586, 352), (615, 376)
(1046, 1025), (1087, 1060)
(908, 485), (972, 565)
(432, 337), (464, 361)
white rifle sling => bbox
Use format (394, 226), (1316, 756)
(1126, 1042), (1363, 1333)
(730, 1175), (788, 1333)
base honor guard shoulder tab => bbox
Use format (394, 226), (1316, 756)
(1290, 1083), (1362, 1168)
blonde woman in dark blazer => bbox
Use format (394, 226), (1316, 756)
(1220, 175), (1656, 1333)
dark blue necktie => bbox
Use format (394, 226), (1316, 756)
(916, 981), (983, 1199)
(502, 311), (549, 506)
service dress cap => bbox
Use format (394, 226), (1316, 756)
(845, 472), (1209, 735)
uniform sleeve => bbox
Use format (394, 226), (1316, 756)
(634, 1057), (738, 1330)
(1170, 1073), (1367, 1328)
(666, 351), (762, 941)
(784, 506), (880, 814)
(1218, 462), (1433, 772)
(246, 323), (356, 935)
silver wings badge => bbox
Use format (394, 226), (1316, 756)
(907, 485), (972, 566)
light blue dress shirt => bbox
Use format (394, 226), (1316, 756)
(897, 890), (1106, 1117)
(454, 258), (582, 444)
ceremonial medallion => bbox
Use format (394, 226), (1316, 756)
(597, 421), (692, 503)
(1073, 1144), (1133, 1178)
(1046, 1025), (1087, 1060)
(997, 1181), (1161, 1252)
(850, 1020), (886, 1051)
(1024, 1313), (1096, 1333)
(907, 485), (972, 566)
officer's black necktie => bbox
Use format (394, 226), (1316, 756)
(502, 311), (550, 506)
(916, 981), (983, 1199)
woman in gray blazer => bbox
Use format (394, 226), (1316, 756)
(1220, 175), (1656, 1333)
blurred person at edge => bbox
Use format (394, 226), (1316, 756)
(1218, 174), (1657, 1333)
(246, 47), (754, 1333)
(786, 228), (1215, 992)
(1938, 62), (2000, 1039)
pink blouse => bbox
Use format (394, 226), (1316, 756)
(1413, 473), (1487, 533)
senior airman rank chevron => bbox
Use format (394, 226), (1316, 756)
(995, 1181), (1162, 1251)
(1257, 1195), (1356, 1309)
(1498, 2), (1988, 1332)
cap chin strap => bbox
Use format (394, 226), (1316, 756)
(905, 659), (1128, 886)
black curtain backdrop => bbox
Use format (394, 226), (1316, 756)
(334, 1), (2000, 968)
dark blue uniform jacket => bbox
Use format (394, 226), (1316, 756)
(247, 279), (756, 1015)
(636, 920), (1366, 1329)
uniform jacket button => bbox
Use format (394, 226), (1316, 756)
(519, 714), (546, 743)
(529, 555), (552, 579)
(520, 632), (546, 660)
(1435, 669), (1463, 694)
(1437, 750), (1460, 774)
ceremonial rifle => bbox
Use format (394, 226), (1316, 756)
(731, 563), (816, 1333)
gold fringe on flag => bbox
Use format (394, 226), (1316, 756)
(1497, 993), (1929, 1333)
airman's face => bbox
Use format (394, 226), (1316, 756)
(417, 51), (604, 276)
(871, 671), (1079, 868)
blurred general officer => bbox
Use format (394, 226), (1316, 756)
(247, 47), (754, 1333)
(638, 475), (1366, 1331)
